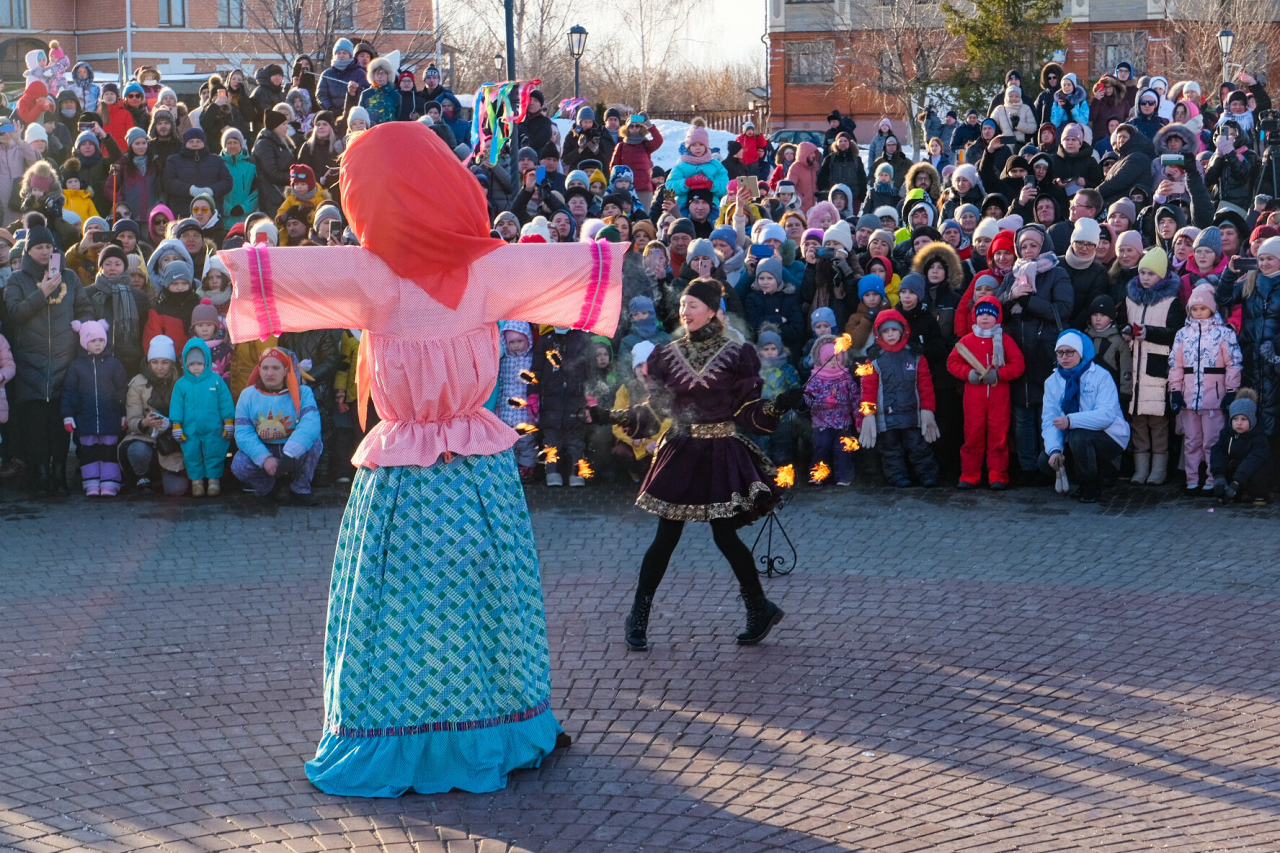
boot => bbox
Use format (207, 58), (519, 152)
(30, 461), (52, 496)
(190, 478), (206, 497)
(1148, 453), (1169, 486)
(625, 593), (654, 651)
(1131, 452), (1151, 485)
(80, 461), (101, 497)
(736, 589), (784, 645)
(50, 457), (70, 496)
(206, 478), (221, 497)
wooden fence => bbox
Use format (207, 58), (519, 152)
(646, 108), (769, 135)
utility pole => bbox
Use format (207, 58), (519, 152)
(505, 0), (520, 187)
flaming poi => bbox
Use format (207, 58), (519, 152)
(855, 362), (874, 377)
(859, 401), (877, 416)
(810, 461), (832, 483)
(514, 422), (539, 435)
(519, 369), (538, 384)
(547, 349), (562, 369)
(576, 459), (594, 479)
(833, 333), (853, 354)
(840, 436), (860, 451)
(538, 446), (559, 464)
(507, 396), (528, 408)
(775, 464), (796, 488)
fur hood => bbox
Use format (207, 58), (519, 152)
(904, 161), (942, 202)
(20, 160), (60, 199)
(1040, 62), (1065, 90)
(911, 240), (964, 292)
(1153, 122), (1196, 155)
(1127, 269), (1181, 305)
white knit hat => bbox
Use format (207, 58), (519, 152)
(631, 339), (657, 368)
(148, 335), (177, 362)
(24, 123), (48, 144)
(249, 220), (279, 246)
(972, 217), (1001, 241)
(1257, 236), (1280, 260)
(756, 221), (786, 244)
(1071, 217), (1101, 245)
(823, 220), (853, 252)
(520, 215), (552, 242)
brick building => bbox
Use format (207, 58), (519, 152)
(1, 0), (436, 96)
(767, 0), (1280, 141)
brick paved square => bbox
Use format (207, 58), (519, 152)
(2, 480), (1279, 852)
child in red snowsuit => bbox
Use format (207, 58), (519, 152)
(946, 295), (1025, 489)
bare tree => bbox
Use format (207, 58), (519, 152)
(1160, 0), (1280, 95)
(828, 0), (962, 156)
(610, 0), (699, 112)
(443, 0), (580, 97)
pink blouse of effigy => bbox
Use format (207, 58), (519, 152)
(218, 240), (626, 470)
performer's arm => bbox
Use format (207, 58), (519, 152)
(218, 246), (397, 344)
(473, 241), (629, 337)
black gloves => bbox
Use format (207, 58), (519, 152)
(773, 388), (807, 413)
(1214, 479), (1227, 498)
(1215, 480), (1239, 504)
(276, 453), (301, 481)
(1170, 390), (1185, 413)
(584, 405), (617, 425)
(1221, 390), (1236, 411)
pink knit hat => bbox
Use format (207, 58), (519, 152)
(684, 124), (710, 148)
(1187, 283), (1217, 312)
(72, 319), (109, 350)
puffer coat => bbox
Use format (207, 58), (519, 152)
(2, 255), (93, 404)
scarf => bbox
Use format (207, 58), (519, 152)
(633, 315), (658, 339)
(815, 342), (845, 378)
(970, 322), (1006, 367)
(1064, 247), (1096, 270)
(1057, 359), (1089, 415)
(141, 361), (177, 417)
(93, 273), (139, 342)
(331, 57), (353, 72)
(132, 154), (149, 173)
(680, 147), (714, 166)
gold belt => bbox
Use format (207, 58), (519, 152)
(682, 421), (736, 438)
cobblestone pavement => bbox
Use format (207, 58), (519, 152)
(3, 477), (1280, 853)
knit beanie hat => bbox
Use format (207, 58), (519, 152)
(1139, 246), (1169, 278)
(249, 219), (279, 246)
(952, 163), (979, 187)
(756, 329), (783, 352)
(823, 220), (854, 252)
(346, 106), (371, 127)
(874, 163), (894, 180)
(682, 277), (723, 310)
(972, 273), (1000, 293)
(97, 244), (128, 269)
(1116, 230), (1144, 256)
(1257, 236), (1280, 260)
(1186, 283), (1217, 313)
(1229, 390), (1258, 428)
(161, 260), (194, 290)
(1192, 226), (1223, 257)
(191, 297), (220, 326)
(1061, 123), (1086, 142)
(756, 221), (786, 244)
(810, 306), (837, 331)
(756, 256), (784, 283)
(683, 124), (710, 148)
(26, 225), (56, 249)
(1088, 294), (1117, 321)
(1071, 217), (1101, 245)
(897, 272), (928, 302)
(148, 334), (177, 362)
(631, 339), (656, 368)
(857, 274), (888, 300)
(709, 225), (736, 245)
(874, 205), (899, 224)
(1015, 222), (1048, 251)
(870, 228), (896, 248)
(668, 218), (697, 240)
(974, 299), (1001, 320)
(72, 319), (109, 349)
(777, 179), (796, 194)
(333, 37), (355, 57)
(801, 228), (824, 244)
(687, 238), (719, 266)
(182, 127), (207, 144)
(24, 123), (47, 144)
(519, 215), (551, 243)
(125, 126), (148, 148)
(972, 217), (1001, 242)
(857, 213), (881, 231)
(1174, 225), (1201, 245)
(1107, 198), (1136, 222)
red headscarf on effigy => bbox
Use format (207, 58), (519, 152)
(339, 122), (504, 310)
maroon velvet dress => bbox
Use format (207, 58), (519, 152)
(622, 321), (785, 526)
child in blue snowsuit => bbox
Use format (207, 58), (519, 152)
(170, 337), (235, 497)
(664, 124), (729, 213)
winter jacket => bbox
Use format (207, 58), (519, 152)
(0, 137), (40, 213)
(861, 341), (936, 431)
(1210, 422), (1272, 486)
(105, 153), (161, 218)
(61, 348), (128, 437)
(744, 285), (805, 349)
(249, 66), (286, 131)
(69, 62), (101, 113)
(2, 255), (93, 404)
(1059, 254), (1110, 329)
(1124, 271), (1185, 417)
(788, 141), (822, 212)
(1048, 143), (1103, 191)
(358, 83), (400, 126)
(516, 112), (555, 155)
(610, 126), (664, 193)
(73, 135), (123, 204)
(496, 321), (534, 428)
(161, 146), (233, 210)
(1087, 323), (1133, 403)
(666, 158), (730, 207)
(120, 369), (183, 472)
(143, 289), (200, 355)
(804, 367), (860, 431)
(527, 329), (592, 431)
(817, 143), (867, 206)
(1215, 267), (1280, 435)
(1130, 110), (1168, 143)
(84, 273), (150, 376)
(317, 60), (366, 113)
(1205, 142), (1262, 212)
(251, 129), (296, 214)
(1169, 314), (1242, 411)
(199, 101), (251, 144)
(0, 333), (14, 422)
(996, 256), (1075, 408)
(101, 102), (143, 154)
(992, 99), (1037, 145)
(277, 329), (341, 392)
(219, 151), (258, 223)
(234, 380), (321, 465)
(871, 147), (912, 193)
(562, 126), (616, 173)
(296, 135), (341, 193)
(170, 337), (235, 437)
(1096, 125), (1156, 206)
(1041, 361), (1130, 454)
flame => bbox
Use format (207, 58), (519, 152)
(833, 334), (853, 354)
(576, 459), (594, 479)
(775, 464), (795, 488)
(539, 446), (560, 464)
(840, 436), (860, 451)
(810, 461), (832, 483)
(508, 396), (528, 408)
(515, 422), (539, 435)
(859, 401), (877, 416)
(519, 369), (538, 384)
(547, 349), (562, 368)
(855, 362), (874, 377)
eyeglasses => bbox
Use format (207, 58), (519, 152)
(1055, 349), (1079, 357)
(1140, 100), (1157, 107)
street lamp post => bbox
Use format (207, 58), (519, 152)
(1218, 28), (1235, 91)
(493, 52), (505, 79)
(567, 25), (588, 99)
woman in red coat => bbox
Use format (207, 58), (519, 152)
(609, 117), (664, 209)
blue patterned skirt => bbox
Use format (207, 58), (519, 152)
(304, 451), (563, 797)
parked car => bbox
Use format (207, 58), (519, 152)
(769, 129), (825, 150)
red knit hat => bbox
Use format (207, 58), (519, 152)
(987, 229), (1016, 267)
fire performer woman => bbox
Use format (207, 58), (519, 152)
(587, 278), (805, 651)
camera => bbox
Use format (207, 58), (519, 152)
(1260, 109), (1280, 136)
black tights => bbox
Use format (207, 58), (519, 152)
(636, 517), (764, 599)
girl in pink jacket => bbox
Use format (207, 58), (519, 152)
(1169, 284), (1242, 493)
